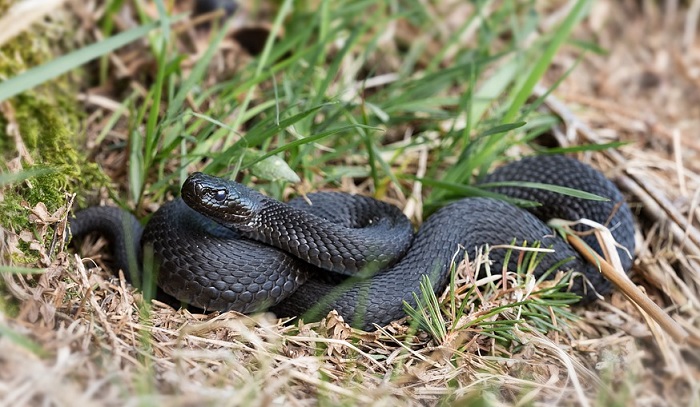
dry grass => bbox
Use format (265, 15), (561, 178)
(1, 0), (700, 406)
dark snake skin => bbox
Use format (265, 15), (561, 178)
(69, 155), (636, 330)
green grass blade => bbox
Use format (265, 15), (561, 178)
(0, 19), (167, 101)
(204, 105), (326, 173)
(478, 181), (609, 201)
(0, 324), (47, 357)
(0, 265), (46, 274)
(405, 175), (540, 208)
(244, 124), (379, 168)
(537, 141), (629, 154)
(501, 0), (590, 123)
(0, 168), (53, 186)
(225, 0), (293, 146)
(165, 21), (230, 121)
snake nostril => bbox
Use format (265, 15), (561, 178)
(193, 183), (203, 195)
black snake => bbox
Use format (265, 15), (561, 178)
(69, 155), (635, 330)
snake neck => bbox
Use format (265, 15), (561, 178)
(239, 195), (411, 276)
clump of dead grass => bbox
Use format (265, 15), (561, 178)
(2, 228), (627, 406)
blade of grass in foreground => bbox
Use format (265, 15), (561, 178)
(224, 0), (294, 147)
(0, 266), (46, 274)
(429, 121), (526, 206)
(0, 168), (53, 186)
(244, 124), (380, 168)
(502, 0), (590, 124)
(536, 141), (629, 155)
(0, 19), (171, 102)
(478, 181), (609, 201)
(406, 174), (540, 208)
(0, 324), (47, 357)
(204, 105), (326, 173)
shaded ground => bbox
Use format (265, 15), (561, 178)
(1, 1), (699, 406)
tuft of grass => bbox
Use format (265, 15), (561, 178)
(405, 274), (449, 343)
(404, 242), (580, 347)
(93, 0), (596, 211)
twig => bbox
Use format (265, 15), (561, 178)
(566, 233), (692, 345)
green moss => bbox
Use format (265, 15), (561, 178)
(0, 16), (109, 240)
(8, 92), (107, 218)
(0, 6), (113, 314)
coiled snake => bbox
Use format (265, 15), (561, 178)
(69, 155), (635, 330)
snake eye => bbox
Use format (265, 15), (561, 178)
(214, 189), (227, 201)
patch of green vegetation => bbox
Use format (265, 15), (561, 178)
(0, 26), (109, 234)
(405, 244), (580, 347)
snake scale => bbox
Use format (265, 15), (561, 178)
(69, 155), (635, 330)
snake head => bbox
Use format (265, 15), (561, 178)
(181, 172), (260, 231)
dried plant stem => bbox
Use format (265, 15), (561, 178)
(566, 234), (693, 345)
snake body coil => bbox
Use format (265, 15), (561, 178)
(69, 155), (635, 330)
